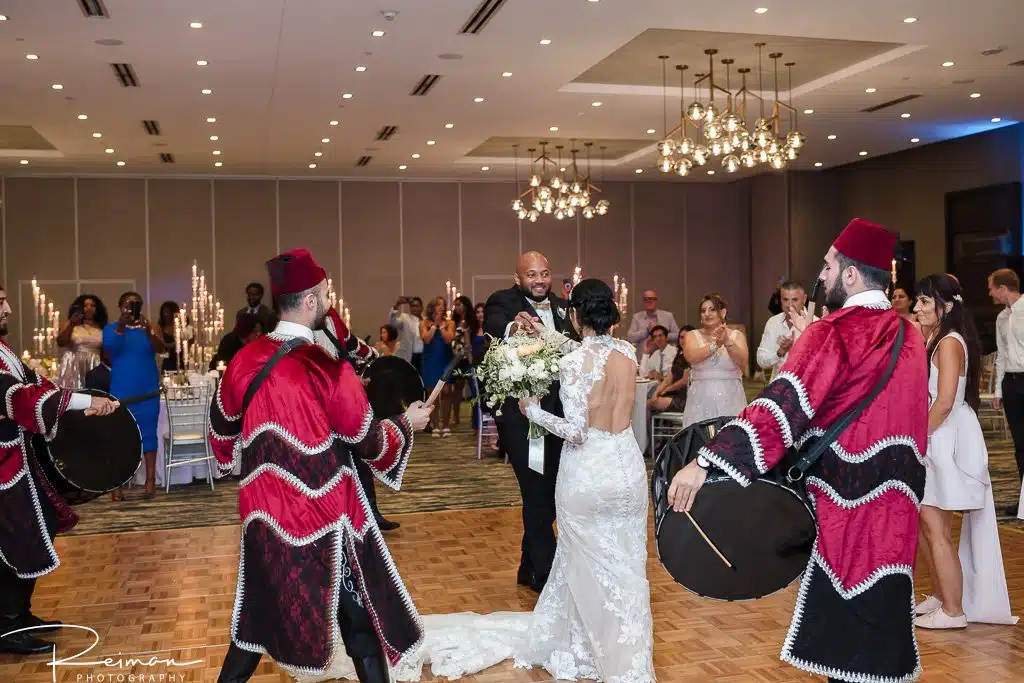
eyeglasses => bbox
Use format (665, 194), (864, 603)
(643, 296), (658, 302)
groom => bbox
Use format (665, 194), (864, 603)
(484, 251), (576, 593)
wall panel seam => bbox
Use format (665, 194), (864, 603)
(73, 178), (80, 291)
(398, 181), (405, 294)
(337, 181), (343, 297)
(211, 180), (217, 292)
(144, 179), (151, 316)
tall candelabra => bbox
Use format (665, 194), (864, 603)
(172, 261), (225, 374)
(326, 276), (351, 329)
(29, 277), (60, 357)
(613, 274), (628, 319)
(445, 280), (461, 319)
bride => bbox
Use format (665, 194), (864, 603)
(300, 278), (655, 683)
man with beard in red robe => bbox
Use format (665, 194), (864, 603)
(210, 249), (432, 683)
(669, 219), (929, 683)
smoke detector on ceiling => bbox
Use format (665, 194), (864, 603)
(381, 10), (398, 21)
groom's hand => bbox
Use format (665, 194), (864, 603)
(512, 311), (542, 337)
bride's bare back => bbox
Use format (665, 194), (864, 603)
(585, 346), (637, 435)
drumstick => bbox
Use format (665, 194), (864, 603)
(683, 511), (735, 570)
(425, 349), (467, 408)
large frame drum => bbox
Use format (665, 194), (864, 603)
(651, 417), (816, 601)
(359, 355), (425, 418)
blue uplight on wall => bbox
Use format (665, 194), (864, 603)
(917, 118), (1017, 140)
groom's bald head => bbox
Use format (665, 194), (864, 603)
(515, 251), (552, 301)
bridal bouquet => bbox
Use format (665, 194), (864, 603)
(474, 332), (566, 439)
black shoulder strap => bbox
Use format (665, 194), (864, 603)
(789, 317), (906, 481)
(240, 336), (308, 416)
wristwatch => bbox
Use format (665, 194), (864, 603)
(695, 454), (710, 470)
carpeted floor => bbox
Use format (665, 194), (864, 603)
(65, 383), (1024, 536)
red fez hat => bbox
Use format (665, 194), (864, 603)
(832, 218), (898, 272)
(265, 249), (326, 296)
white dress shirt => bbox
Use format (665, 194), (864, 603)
(757, 311), (810, 377)
(388, 309), (422, 361)
(504, 298), (556, 338)
(639, 344), (677, 378)
(995, 296), (1024, 398)
(274, 320), (315, 342)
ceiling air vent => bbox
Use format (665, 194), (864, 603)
(77, 0), (109, 17)
(375, 126), (398, 141)
(142, 120), (161, 136)
(410, 75), (441, 96)
(459, 0), (507, 34)
(860, 94), (921, 113)
(111, 63), (140, 87)
(356, 156), (372, 167)
(1009, 59), (1024, 67)
(159, 153), (175, 163)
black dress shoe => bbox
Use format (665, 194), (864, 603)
(21, 613), (60, 634)
(375, 517), (400, 532)
(352, 654), (392, 683)
(516, 565), (533, 587)
(0, 629), (55, 655)
(1004, 505), (1020, 517)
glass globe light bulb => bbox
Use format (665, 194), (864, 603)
(675, 158), (693, 176)
(786, 145), (798, 161)
(511, 199), (523, 212)
(571, 182), (582, 194)
(723, 113), (742, 133)
(770, 153), (786, 170)
(538, 186), (552, 201)
(687, 101), (706, 122)
(723, 155), (741, 173)
(739, 133), (753, 152)
(658, 139), (675, 156)
(703, 102), (719, 124)
(583, 206), (595, 219)
(741, 151), (757, 168)
(693, 145), (709, 166)
(721, 138), (734, 154)
(529, 174), (541, 188)
(755, 129), (772, 148)
(757, 149), (770, 163)
(754, 118), (770, 133)
(544, 199), (554, 214)
(566, 206), (576, 218)
(710, 140), (724, 157)
(768, 139), (780, 155)
(658, 156), (674, 173)
(517, 209), (528, 220)
(596, 199), (610, 215)
(555, 209), (565, 220)
(704, 121), (723, 140)
(528, 210), (539, 223)
(533, 197), (543, 211)
(550, 176), (563, 190)
(581, 191), (590, 205)
(569, 195), (580, 208)
(679, 137), (695, 155)
(556, 196), (568, 210)
(787, 131), (806, 150)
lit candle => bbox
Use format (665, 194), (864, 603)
(891, 258), (897, 286)
(22, 350), (29, 361)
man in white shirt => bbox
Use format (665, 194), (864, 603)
(626, 290), (680, 356)
(639, 325), (677, 382)
(388, 296), (423, 369)
(756, 280), (809, 379)
(989, 268), (1024, 512)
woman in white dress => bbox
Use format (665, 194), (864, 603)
(912, 274), (1016, 629)
(680, 293), (748, 428)
(298, 278), (655, 683)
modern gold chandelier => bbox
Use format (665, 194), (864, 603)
(655, 43), (805, 177)
(511, 142), (610, 222)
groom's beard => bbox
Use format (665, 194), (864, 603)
(823, 277), (848, 312)
(518, 284), (550, 303)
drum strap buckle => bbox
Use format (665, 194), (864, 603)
(785, 466), (804, 484)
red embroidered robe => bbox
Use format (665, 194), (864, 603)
(209, 311), (419, 673)
(700, 303), (928, 683)
(0, 341), (79, 578)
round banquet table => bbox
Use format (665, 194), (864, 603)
(633, 379), (651, 453)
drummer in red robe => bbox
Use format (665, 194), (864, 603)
(0, 288), (118, 655)
(669, 218), (928, 683)
(209, 249), (432, 683)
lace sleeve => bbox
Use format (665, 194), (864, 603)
(541, 327), (580, 354)
(525, 352), (588, 444)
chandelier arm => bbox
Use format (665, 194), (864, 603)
(756, 42), (766, 119)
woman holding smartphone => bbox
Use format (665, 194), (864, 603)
(104, 291), (165, 499)
(420, 296), (455, 436)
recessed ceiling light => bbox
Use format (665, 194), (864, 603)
(481, 166), (490, 171)
(399, 165), (407, 170)
(26, 54), (38, 60)
(212, 150), (222, 155)
(355, 66), (367, 72)
(427, 140), (436, 145)
(371, 30), (386, 37)
(942, 61), (955, 67)
(549, 126), (559, 132)
(202, 88), (212, 95)
(214, 162), (223, 167)
(635, 168), (643, 174)
(92, 132), (102, 138)
(210, 135), (219, 141)
(473, 97), (484, 103)
(0, 15), (7, 21)
(444, 123), (454, 129)
(560, 167), (566, 172)
(19, 160), (28, 165)
(308, 163), (317, 169)
(207, 117), (217, 123)
(992, 117), (1002, 122)
(116, 161), (125, 166)
(814, 162), (823, 167)
(970, 92), (981, 98)
(314, 152), (323, 157)
(51, 84), (63, 90)
(754, 7), (768, 13)
(104, 148), (114, 153)
(196, 60), (208, 66)
(190, 22), (203, 28)
(901, 113), (911, 118)
(77, 114), (87, 120)
(859, 151), (868, 156)
(321, 137), (330, 143)
(707, 170), (716, 175)
(827, 134), (837, 140)
(412, 153), (421, 159)
(911, 137), (920, 143)
(865, 87), (877, 93)
(803, 109), (814, 114)
(342, 93), (353, 99)
(903, 16), (917, 23)
(591, 101), (602, 107)
(646, 128), (656, 134)
(329, 120), (339, 126)
(502, 72), (512, 78)
(539, 39), (552, 45)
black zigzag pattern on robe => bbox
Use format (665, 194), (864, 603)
(209, 395), (240, 440)
(812, 445), (925, 502)
(787, 562), (918, 682)
(244, 431), (349, 489)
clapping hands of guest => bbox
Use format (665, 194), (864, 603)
(777, 333), (794, 358)
(712, 324), (729, 347)
(786, 307), (813, 334)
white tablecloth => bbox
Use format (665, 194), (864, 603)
(132, 397), (231, 488)
(633, 380), (651, 453)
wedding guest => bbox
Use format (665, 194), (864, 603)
(638, 325), (676, 383)
(104, 292), (164, 500)
(757, 280), (808, 380)
(374, 324), (400, 357)
(236, 282), (276, 332)
(649, 326), (695, 413)
(680, 293), (748, 428)
(157, 301), (181, 372)
(210, 314), (263, 370)
(913, 274), (1016, 629)
(989, 268), (1024, 515)
(389, 296), (424, 369)
(421, 297), (455, 436)
(56, 294), (107, 389)
(892, 287), (915, 322)
(626, 289), (679, 355)
(469, 303), (494, 441)
(450, 296), (474, 426)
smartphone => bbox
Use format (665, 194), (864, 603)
(69, 304), (84, 319)
(129, 300), (142, 322)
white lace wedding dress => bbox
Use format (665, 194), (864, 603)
(296, 334), (656, 683)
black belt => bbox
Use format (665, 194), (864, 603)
(1005, 372), (1024, 379)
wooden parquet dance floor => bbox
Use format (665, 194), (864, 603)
(3, 506), (1024, 683)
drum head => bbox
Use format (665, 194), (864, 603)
(43, 389), (143, 502)
(361, 356), (424, 418)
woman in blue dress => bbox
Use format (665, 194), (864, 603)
(419, 296), (455, 437)
(104, 291), (164, 499)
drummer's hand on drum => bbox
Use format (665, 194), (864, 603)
(668, 460), (707, 513)
(404, 401), (433, 431)
(84, 396), (119, 417)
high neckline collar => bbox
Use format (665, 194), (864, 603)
(272, 320), (314, 342)
(842, 289), (891, 310)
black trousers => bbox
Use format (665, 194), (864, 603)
(0, 471), (57, 623)
(495, 402), (560, 586)
(355, 458), (384, 521)
(1002, 374), (1024, 485)
(219, 578), (381, 681)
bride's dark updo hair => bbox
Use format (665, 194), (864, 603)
(568, 278), (620, 335)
